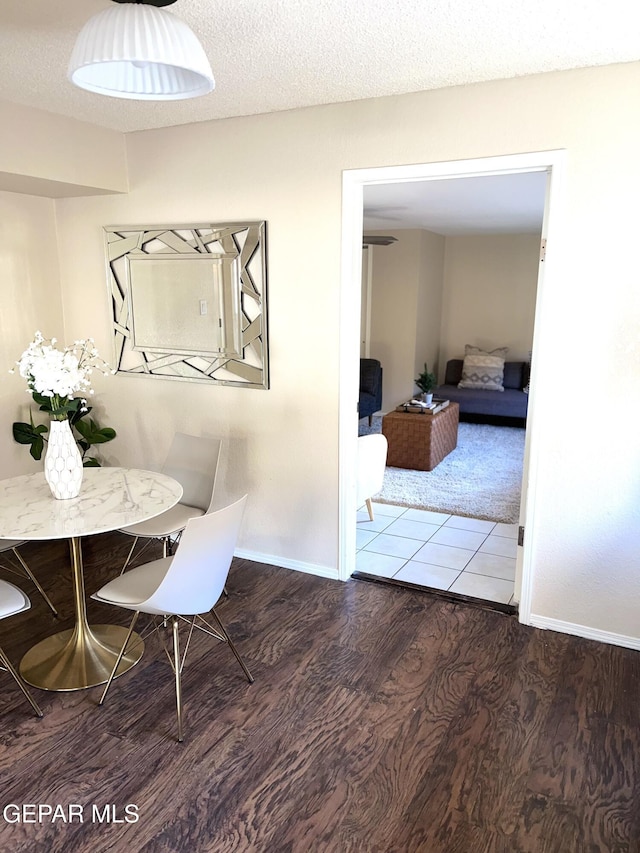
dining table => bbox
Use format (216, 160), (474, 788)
(0, 467), (182, 692)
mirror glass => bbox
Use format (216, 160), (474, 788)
(105, 222), (269, 389)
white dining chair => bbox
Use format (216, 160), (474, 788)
(356, 434), (388, 521)
(93, 495), (252, 742)
(0, 539), (58, 617)
(0, 580), (43, 717)
(118, 433), (222, 573)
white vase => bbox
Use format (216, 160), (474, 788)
(44, 419), (83, 500)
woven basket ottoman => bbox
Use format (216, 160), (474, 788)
(382, 403), (459, 471)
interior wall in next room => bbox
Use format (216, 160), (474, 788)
(369, 228), (445, 411)
(414, 228), (446, 387)
(438, 233), (541, 378)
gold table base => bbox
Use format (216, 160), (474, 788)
(20, 624), (144, 692)
(19, 536), (144, 692)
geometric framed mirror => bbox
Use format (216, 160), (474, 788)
(104, 221), (269, 389)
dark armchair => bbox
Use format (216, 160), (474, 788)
(359, 359), (383, 425)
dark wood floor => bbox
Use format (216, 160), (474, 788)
(0, 533), (638, 853)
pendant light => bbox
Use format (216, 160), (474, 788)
(68, 0), (214, 101)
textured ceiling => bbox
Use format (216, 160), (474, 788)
(363, 172), (548, 235)
(0, 0), (639, 134)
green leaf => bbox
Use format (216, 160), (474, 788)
(83, 457), (101, 467)
(12, 421), (45, 445)
(74, 418), (116, 445)
(29, 436), (45, 460)
(92, 427), (116, 443)
(12, 420), (48, 460)
(73, 418), (91, 439)
(69, 403), (91, 426)
(35, 395), (85, 420)
(32, 392), (53, 412)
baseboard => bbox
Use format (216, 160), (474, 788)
(234, 549), (340, 581)
(529, 614), (640, 651)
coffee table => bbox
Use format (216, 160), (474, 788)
(0, 467), (182, 691)
(382, 402), (459, 471)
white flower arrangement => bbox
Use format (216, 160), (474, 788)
(12, 331), (114, 421)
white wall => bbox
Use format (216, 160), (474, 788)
(369, 229), (445, 410)
(0, 100), (128, 197)
(370, 231), (420, 409)
(415, 229), (445, 388)
(439, 233), (540, 374)
(55, 110), (346, 575)
(0, 100), (125, 481)
(0, 192), (64, 477)
(6, 61), (640, 646)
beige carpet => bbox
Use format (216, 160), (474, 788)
(359, 417), (525, 524)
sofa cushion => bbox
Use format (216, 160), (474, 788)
(359, 358), (383, 421)
(437, 384), (529, 418)
(444, 359), (464, 385)
(458, 345), (509, 392)
(360, 359), (381, 396)
(503, 361), (524, 390)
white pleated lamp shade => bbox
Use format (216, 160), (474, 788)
(68, 3), (214, 100)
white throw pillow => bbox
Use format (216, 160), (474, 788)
(458, 345), (509, 392)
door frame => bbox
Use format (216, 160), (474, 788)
(338, 150), (566, 627)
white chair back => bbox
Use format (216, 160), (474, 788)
(0, 579), (30, 620)
(140, 495), (247, 616)
(356, 434), (388, 507)
(0, 579), (43, 717)
(162, 433), (222, 512)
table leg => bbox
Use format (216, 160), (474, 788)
(19, 536), (144, 691)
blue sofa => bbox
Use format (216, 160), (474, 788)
(359, 359), (383, 424)
(437, 359), (529, 423)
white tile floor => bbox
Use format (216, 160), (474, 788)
(355, 502), (518, 607)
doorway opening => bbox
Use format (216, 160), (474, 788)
(339, 151), (566, 628)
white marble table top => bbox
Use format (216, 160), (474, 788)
(0, 467), (183, 541)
